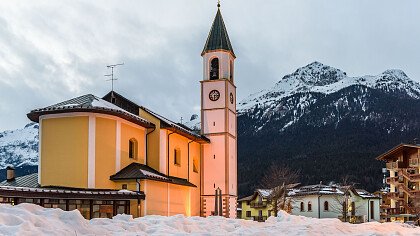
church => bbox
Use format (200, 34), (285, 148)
(0, 5), (237, 219)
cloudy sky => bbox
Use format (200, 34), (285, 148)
(0, 0), (419, 131)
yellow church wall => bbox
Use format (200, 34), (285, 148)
(120, 123), (146, 168)
(143, 180), (169, 216)
(94, 117), (117, 189)
(40, 116), (88, 188)
(167, 132), (190, 179)
(169, 184), (190, 216)
(138, 108), (161, 171)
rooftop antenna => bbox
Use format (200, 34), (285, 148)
(105, 63), (124, 92)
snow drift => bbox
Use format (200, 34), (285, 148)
(0, 204), (418, 235)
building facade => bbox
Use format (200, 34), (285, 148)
(238, 189), (275, 222)
(377, 144), (420, 222)
(238, 184), (380, 223)
(0, 5), (237, 219)
(290, 185), (381, 223)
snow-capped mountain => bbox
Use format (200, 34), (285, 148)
(0, 123), (39, 169)
(238, 61), (420, 133)
(237, 62), (420, 197)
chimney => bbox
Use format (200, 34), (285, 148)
(6, 166), (15, 182)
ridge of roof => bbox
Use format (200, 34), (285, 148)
(27, 94), (154, 128)
(202, 8), (235, 57)
(376, 143), (420, 161)
(110, 162), (196, 187)
(140, 106), (210, 143)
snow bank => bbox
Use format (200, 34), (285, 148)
(0, 204), (418, 236)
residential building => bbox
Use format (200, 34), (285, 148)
(289, 184), (381, 223)
(238, 189), (274, 221)
(376, 143), (420, 222)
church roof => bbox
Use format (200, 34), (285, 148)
(27, 94), (154, 128)
(110, 163), (196, 187)
(201, 7), (235, 57)
(140, 106), (210, 144)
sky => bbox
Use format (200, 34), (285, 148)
(0, 0), (419, 131)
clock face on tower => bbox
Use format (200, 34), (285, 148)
(209, 90), (220, 101)
(230, 93), (234, 104)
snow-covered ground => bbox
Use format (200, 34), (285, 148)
(0, 204), (418, 236)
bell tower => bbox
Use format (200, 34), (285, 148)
(200, 3), (237, 218)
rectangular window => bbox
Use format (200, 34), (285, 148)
(370, 201), (374, 219)
(122, 184), (127, 190)
(246, 211), (251, 217)
(174, 149), (181, 166)
(193, 158), (198, 173)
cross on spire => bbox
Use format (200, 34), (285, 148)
(217, 0), (220, 8)
(105, 63), (124, 91)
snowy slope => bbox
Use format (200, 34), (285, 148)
(239, 61), (420, 113)
(0, 204), (418, 235)
(0, 123), (38, 169)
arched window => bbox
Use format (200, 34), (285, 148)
(300, 202), (304, 212)
(308, 201), (312, 211)
(324, 201), (329, 211)
(129, 138), (138, 159)
(210, 58), (219, 80)
(230, 60), (234, 81)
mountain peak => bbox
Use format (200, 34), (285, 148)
(282, 61), (347, 86)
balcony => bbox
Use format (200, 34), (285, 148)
(387, 192), (404, 200)
(409, 173), (420, 182)
(409, 158), (420, 167)
(250, 202), (267, 208)
(386, 176), (398, 185)
(252, 216), (268, 222)
(386, 162), (396, 170)
(380, 204), (391, 209)
(387, 208), (402, 215)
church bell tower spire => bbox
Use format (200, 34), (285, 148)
(200, 4), (237, 218)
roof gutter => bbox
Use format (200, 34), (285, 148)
(167, 132), (175, 175)
(187, 139), (197, 182)
(145, 126), (156, 166)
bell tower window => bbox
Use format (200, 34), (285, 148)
(230, 60), (234, 81)
(210, 58), (219, 80)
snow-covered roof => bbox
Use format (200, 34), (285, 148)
(288, 184), (380, 199)
(140, 106), (209, 143)
(27, 94), (154, 128)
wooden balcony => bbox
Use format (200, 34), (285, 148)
(252, 216), (268, 222)
(380, 204), (390, 209)
(386, 162), (396, 170)
(409, 173), (420, 182)
(250, 202), (267, 208)
(409, 158), (420, 167)
(387, 192), (404, 200)
(387, 208), (402, 215)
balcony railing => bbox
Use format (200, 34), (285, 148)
(252, 216), (268, 222)
(388, 208), (400, 215)
(387, 192), (404, 200)
(386, 162), (396, 170)
(409, 158), (420, 167)
(410, 173), (420, 181)
(380, 204), (391, 209)
(250, 202), (267, 208)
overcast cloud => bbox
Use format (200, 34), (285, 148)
(0, 0), (419, 131)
